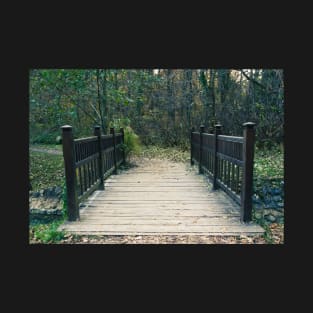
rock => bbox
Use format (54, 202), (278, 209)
(271, 188), (281, 195)
(273, 195), (282, 202)
(276, 216), (284, 224)
(32, 191), (40, 198)
(254, 212), (263, 220)
(253, 203), (263, 210)
(265, 214), (276, 222)
(54, 186), (63, 196)
(264, 201), (276, 209)
(252, 194), (260, 201)
(269, 210), (283, 217)
(45, 187), (57, 197)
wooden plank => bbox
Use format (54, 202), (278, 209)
(74, 219), (247, 226)
(216, 152), (243, 166)
(59, 154), (263, 237)
(104, 186), (211, 189)
(58, 231), (264, 236)
(75, 153), (99, 168)
(217, 135), (244, 143)
(79, 207), (240, 214)
(74, 136), (98, 144)
(59, 224), (264, 233)
(81, 212), (239, 217)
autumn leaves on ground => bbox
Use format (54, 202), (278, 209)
(30, 224), (284, 244)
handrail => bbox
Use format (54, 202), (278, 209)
(191, 122), (256, 223)
(61, 125), (126, 221)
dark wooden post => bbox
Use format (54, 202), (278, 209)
(94, 125), (104, 190)
(190, 126), (195, 165)
(212, 124), (222, 190)
(61, 125), (79, 221)
(198, 125), (205, 174)
(120, 127), (126, 165)
(110, 127), (118, 174)
(241, 122), (256, 223)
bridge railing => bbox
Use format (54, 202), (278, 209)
(61, 125), (126, 221)
(191, 122), (256, 223)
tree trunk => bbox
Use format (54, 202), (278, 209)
(199, 70), (210, 129)
(209, 69), (216, 129)
(96, 69), (105, 132)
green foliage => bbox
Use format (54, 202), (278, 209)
(109, 118), (141, 158)
(31, 129), (60, 144)
(29, 150), (65, 190)
(254, 145), (284, 180)
(109, 117), (131, 130)
(30, 219), (65, 243)
(30, 69), (283, 149)
(123, 126), (141, 157)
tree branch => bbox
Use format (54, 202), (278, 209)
(75, 101), (99, 125)
(240, 70), (269, 90)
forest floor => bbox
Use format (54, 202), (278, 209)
(29, 145), (284, 244)
(30, 223), (283, 244)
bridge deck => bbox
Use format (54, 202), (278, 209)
(59, 159), (264, 236)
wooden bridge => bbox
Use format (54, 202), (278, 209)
(58, 124), (264, 236)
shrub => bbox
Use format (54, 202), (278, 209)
(123, 126), (141, 158)
(109, 118), (141, 159)
(32, 220), (65, 243)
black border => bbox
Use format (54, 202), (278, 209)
(5, 24), (299, 290)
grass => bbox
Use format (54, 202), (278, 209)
(29, 219), (66, 243)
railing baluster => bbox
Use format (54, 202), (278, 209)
(120, 128), (126, 165)
(61, 125), (79, 221)
(199, 125), (204, 174)
(94, 126), (104, 190)
(241, 122), (256, 223)
(110, 128), (118, 174)
(79, 166), (83, 196)
(190, 127), (195, 165)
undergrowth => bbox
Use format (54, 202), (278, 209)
(30, 219), (66, 243)
(29, 150), (64, 190)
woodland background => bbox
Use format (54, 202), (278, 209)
(29, 69), (284, 149)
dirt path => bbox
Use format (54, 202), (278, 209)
(30, 146), (62, 155)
